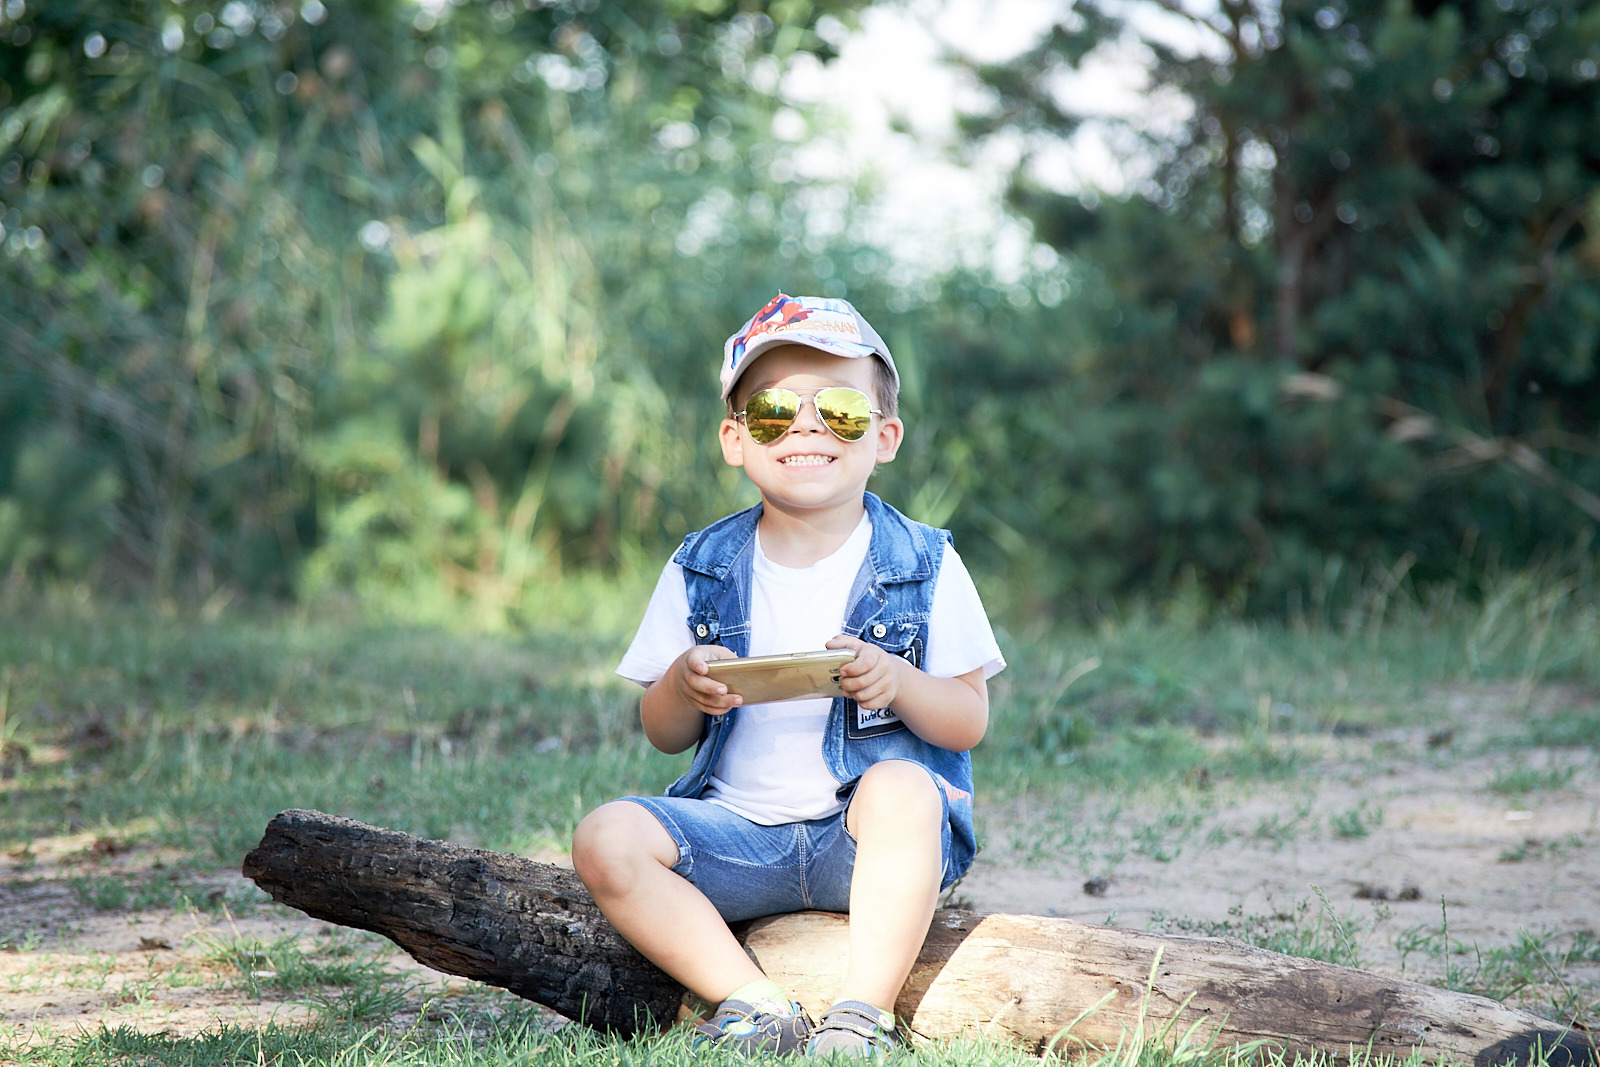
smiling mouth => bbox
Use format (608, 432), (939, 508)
(780, 455), (834, 466)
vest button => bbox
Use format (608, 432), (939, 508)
(695, 623), (710, 639)
(871, 623), (887, 639)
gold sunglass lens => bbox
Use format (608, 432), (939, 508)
(743, 389), (800, 444)
(814, 388), (872, 441)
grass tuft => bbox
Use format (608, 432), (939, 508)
(1150, 890), (1364, 968)
(1395, 911), (1600, 1026)
(1488, 764), (1579, 797)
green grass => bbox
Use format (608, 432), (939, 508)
(4, 567), (1600, 1064)
(63, 872), (263, 915)
(1395, 913), (1600, 1026)
(1499, 834), (1585, 864)
(1330, 801), (1385, 840)
(1487, 763), (1580, 797)
(197, 931), (399, 997)
(0, 1020), (1071, 1067)
(1150, 890), (1365, 968)
(8, 563), (1597, 861)
(1524, 708), (1600, 748)
(0, 592), (664, 860)
(0, 1012), (1532, 1067)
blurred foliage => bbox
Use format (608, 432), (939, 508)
(3, 0), (1600, 622)
(0, 0), (869, 621)
(959, 0), (1600, 612)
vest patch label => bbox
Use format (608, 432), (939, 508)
(848, 701), (905, 739)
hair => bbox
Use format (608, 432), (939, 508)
(726, 352), (899, 419)
(870, 355), (899, 418)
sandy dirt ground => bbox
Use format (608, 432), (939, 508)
(964, 747), (1600, 980)
(4, 686), (1597, 1048)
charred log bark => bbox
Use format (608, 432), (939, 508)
(240, 807), (679, 1031)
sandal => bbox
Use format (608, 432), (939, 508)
(805, 1000), (904, 1059)
(692, 995), (813, 1056)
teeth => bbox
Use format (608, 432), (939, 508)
(781, 455), (832, 466)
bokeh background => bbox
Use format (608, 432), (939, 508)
(4, 0), (1599, 625)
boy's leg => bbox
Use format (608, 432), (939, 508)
(571, 800), (764, 1002)
(837, 759), (945, 1011)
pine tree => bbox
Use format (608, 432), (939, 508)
(959, 0), (1600, 607)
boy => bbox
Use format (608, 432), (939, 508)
(572, 294), (1004, 1057)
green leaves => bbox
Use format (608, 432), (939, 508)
(0, 425), (121, 575)
(0, 0), (868, 602)
(950, 0), (1600, 611)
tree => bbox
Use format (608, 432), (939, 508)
(0, 0), (866, 609)
(956, 0), (1600, 609)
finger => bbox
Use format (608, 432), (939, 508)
(851, 686), (890, 710)
(694, 680), (741, 706)
(840, 653), (880, 679)
(840, 671), (881, 696)
(688, 645), (736, 674)
(687, 672), (728, 697)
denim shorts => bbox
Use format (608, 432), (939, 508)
(622, 765), (958, 924)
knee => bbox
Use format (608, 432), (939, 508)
(571, 802), (673, 897)
(851, 760), (942, 832)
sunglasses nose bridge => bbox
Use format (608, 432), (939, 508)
(787, 392), (830, 433)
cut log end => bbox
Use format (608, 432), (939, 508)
(242, 809), (1596, 1066)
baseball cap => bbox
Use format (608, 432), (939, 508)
(721, 293), (898, 401)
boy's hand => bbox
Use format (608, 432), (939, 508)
(826, 634), (901, 710)
(673, 644), (743, 716)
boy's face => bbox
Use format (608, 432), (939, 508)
(719, 345), (903, 521)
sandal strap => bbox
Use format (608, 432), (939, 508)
(813, 1000), (900, 1043)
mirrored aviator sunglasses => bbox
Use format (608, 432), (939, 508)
(737, 387), (882, 444)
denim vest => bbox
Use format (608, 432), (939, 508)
(665, 491), (977, 884)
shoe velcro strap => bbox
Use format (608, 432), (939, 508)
(816, 1003), (894, 1039)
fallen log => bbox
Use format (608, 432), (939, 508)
(242, 809), (1595, 1066)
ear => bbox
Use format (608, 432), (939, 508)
(873, 415), (903, 465)
(719, 417), (746, 468)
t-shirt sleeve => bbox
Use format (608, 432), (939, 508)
(923, 541), (1006, 680)
(615, 560), (694, 688)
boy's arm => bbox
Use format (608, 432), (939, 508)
(639, 644), (743, 754)
(825, 634), (988, 752)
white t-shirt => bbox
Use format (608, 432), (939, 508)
(617, 514), (1006, 825)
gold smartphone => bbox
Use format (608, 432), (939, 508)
(704, 649), (856, 705)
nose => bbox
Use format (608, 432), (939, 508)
(786, 393), (828, 434)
